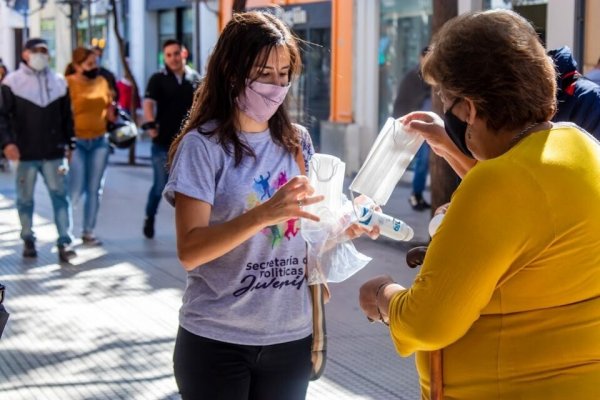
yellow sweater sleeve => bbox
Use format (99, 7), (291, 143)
(388, 160), (555, 356)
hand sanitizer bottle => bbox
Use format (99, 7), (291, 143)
(357, 205), (414, 241)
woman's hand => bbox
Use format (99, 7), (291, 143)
(401, 111), (455, 157)
(344, 195), (381, 240)
(435, 202), (450, 216)
(256, 175), (324, 226)
(359, 275), (403, 324)
(344, 223), (380, 241)
(401, 112), (477, 178)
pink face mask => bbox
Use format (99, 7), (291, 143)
(236, 80), (290, 123)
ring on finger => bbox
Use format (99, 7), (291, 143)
(298, 199), (304, 208)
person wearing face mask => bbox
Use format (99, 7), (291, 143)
(0, 38), (77, 262)
(359, 10), (600, 399)
(64, 47), (115, 246)
(141, 39), (200, 239)
(164, 11), (375, 400)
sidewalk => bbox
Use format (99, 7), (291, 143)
(0, 139), (430, 399)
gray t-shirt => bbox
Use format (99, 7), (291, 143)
(164, 123), (314, 345)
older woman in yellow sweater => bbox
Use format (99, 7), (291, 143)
(359, 10), (600, 400)
(65, 47), (114, 245)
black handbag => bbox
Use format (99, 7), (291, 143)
(0, 283), (9, 339)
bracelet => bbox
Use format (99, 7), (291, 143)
(375, 281), (394, 326)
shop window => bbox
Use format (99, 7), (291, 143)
(378, 1), (432, 128)
(484, 0), (547, 44)
(40, 18), (56, 70)
(158, 7), (194, 68)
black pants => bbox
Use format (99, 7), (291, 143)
(173, 326), (312, 400)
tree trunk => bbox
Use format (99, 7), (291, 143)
(429, 0), (461, 214)
(109, 0), (140, 165)
(232, 0), (247, 13)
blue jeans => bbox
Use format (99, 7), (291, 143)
(69, 135), (110, 235)
(145, 143), (169, 219)
(412, 142), (430, 195)
(16, 158), (72, 245)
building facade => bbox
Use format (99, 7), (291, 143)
(0, 0), (30, 73)
(2, 0), (598, 172)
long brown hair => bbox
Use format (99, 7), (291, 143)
(168, 11), (302, 166)
(64, 47), (94, 76)
(421, 9), (556, 132)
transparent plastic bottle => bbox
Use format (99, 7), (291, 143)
(357, 205), (414, 241)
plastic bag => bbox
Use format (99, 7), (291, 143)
(301, 154), (372, 284)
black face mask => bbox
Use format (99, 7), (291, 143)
(443, 99), (474, 158)
(82, 68), (99, 79)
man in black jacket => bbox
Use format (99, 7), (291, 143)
(141, 39), (200, 238)
(0, 38), (77, 262)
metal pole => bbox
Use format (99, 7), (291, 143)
(574, 0), (586, 69)
(195, 0), (200, 71)
(70, 2), (79, 50)
(87, 0), (92, 45)
(22, 11), (28, 44)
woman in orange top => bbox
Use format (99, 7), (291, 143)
(65, 47), (114, 245)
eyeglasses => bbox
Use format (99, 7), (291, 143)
(435, 89), (450, 104)
(436, 89), (461, 113)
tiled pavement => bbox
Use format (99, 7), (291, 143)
(0, 140), (430, 399)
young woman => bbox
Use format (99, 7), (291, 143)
(65, 47), (114, 245)
(165, 11), (371, 400)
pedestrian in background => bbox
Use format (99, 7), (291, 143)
(0, 38), (77, 262)
(392, 46), (431, 211)
(116, 73), (140, 116)
(65, 47), (115, 246)
(549, 46), (600, 140)
(361, 10), (600, 399)
(164, 11), (375, 400)
(141, 39), (200, 239)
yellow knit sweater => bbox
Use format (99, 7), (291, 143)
(389, 125), (600, 399)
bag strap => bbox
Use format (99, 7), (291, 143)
(294, 140), (329, 380)
(430, 350), (443, 400)
(309, 282), (327, 380)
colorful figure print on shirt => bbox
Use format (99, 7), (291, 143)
(248, 169), (300, 248)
